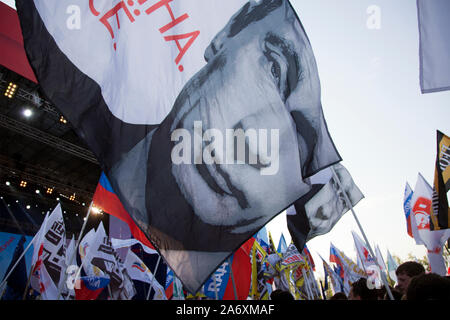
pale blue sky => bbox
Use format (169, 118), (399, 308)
(2, 0), (449, 279)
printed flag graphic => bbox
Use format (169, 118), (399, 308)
(410, 173), (450, 275)
(431, 130), (450, 230)
(287, 163), (364, 251)
(29, 204), (67, 300)
(17, 0), (341, 293)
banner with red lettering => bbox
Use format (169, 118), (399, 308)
(17, 0), (341, 293)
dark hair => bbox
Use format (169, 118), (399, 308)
(270, 289), (295, 301)
(406, 273), (450, 300)
(395, 261), (425, 277)
(383, 286), (403, 300)
(351, 278), (378, 300)
(329, 292), (347, 300)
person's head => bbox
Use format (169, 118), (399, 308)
(270, 289), (295, 301)
(382, 287), (403, 300)
(329, 292), (348, 300)
(395, 261), (425, 294)
(348, 278), (378, 300)
(406, 273), (450, 300)
(162, 0), (338, 233)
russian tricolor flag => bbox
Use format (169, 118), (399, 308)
(329, 245), (344, 279)
(93, 172), (154, 249)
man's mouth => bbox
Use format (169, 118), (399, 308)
(195, 162), (249, 209)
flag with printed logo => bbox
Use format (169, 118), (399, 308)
(123, 249), (166, 300)
(251, 240), (271, 300)
(411, 173), (450, 251)
(79, 222), (136, 299)
(410, 173), (450, 275)
(203, 237), (254, 300)
(404, 182), (423, 244)
(431, 130), (450, 230)
(351, 231), (376, 271)
(29, 204), (67, 300)
(17, 0), (342, 293)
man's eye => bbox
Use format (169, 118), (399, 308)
(270, 59), (281, 87)
(264, 44), (287, 101)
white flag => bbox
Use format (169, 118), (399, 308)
(123, 249), (167, 300)
(352, 231), (376, 271)
(417, 0), (450, 93)
(31, 204), (67, 300)
(411, 174), (450, 250)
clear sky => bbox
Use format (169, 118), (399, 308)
(267, 0), (450, 278)
(2, 0), (449, 280)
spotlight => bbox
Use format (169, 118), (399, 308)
(4, 82), (17, 99)
(5, 181), (10, 186)
(92, 206), (100, 214)
(19, 180), (27, 187)
(35, 189), (40, 194)
(46, 187), (53, 194)
(26, 205), (30, 209)
(59, 115), (67, 124)
(23, 108), (33, 117)
(69, 193), (75, 201)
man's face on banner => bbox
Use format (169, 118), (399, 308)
(164, 0), (320, 233)
(305, 165), (353, 239)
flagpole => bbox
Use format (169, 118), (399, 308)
(146, 255), (161, 300)
(330, 166), (395, 300)
(22, 261), (34, 300)
(57, 201), (94, 300)
(228, 257), (238, 300)
(0, 233), (36, 297)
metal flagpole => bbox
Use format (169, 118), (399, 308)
(56, 201), (94, 300)
(330, 166), (395, 300)
(228, 257), (238, 300)
(22, 261), (34, 300)
(146, 255), (161, 300)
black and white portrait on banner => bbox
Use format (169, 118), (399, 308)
(17, 0), (341, 292)
(287, 163), (364, 252)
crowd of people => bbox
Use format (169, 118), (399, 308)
(330, 261), (450, 300)
(270, 261), (450, 301)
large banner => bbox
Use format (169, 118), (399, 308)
(0, 232), (33, 284)
(17, 0), (341, 292)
